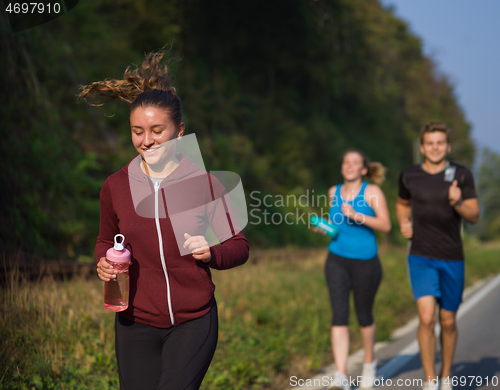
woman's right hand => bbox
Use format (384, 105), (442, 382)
(97, 257), (117, 282)
(312, 226), (327, 235)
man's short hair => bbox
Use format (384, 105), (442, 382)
(420, 122), (451, 144)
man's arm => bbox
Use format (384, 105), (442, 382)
(448, 180), (480, 224)
(396, 196), (413, 239)
(453, 198), (480, 224)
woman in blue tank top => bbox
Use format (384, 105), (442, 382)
(314, 150), (391, 390)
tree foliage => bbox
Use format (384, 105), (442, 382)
(0, 0), (476, 260)
(475, 149), (500, 240)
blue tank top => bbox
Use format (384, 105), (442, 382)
(328, 181), (378, 260)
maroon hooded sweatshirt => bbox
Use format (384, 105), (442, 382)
(95, 155), (249, 328)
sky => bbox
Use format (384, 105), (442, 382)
(379, 0), (500, 160)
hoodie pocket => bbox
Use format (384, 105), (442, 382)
(195, 264), (215, 294)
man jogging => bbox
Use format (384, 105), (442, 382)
(396, 123), (480, 390)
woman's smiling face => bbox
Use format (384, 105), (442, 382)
(341, 151), (367, 181)
(130, 106), (184, 168)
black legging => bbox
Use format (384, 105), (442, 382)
(324, 252), (382, 327)
(115, 300), (218, 390)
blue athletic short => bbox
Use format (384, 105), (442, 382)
(407, 255), (464, 312)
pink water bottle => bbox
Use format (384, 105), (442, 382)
(104, 234), (131, 312)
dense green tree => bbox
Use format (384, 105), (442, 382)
(475, 149), (500, 240)
(0, 0), (477, 260)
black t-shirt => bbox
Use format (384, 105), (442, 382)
(398, 162), (477, 260)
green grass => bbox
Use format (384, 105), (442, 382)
(1, 243), (499, 389)
(0, 269), (117, 390)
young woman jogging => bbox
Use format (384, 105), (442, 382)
(79, 50), (249, 390)
(314, 150), (390, 390)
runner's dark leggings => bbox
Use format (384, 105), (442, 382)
(115, 300), (218, 390)
(324, 252), (382, 327)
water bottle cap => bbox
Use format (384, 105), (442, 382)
(310, 215), (318, 224)
(114, 234), (125, 251)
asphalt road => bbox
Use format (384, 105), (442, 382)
(373, 272), (500, 390)
(290, 273), (500, 390)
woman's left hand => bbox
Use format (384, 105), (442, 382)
(183, 233), (211, 263)
(341, 203), (356, 219)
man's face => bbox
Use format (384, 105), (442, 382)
(420, 131), (451, 165)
